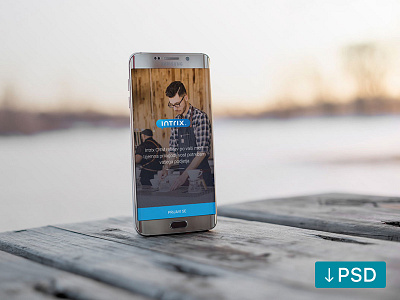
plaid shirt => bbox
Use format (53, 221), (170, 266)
(169, 104), (211, 155)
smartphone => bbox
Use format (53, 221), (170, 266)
(128, 53), (217, 236)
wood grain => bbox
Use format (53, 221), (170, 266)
(0, 225), (288, 300)
(0, 250), (147, 300)
(1, 216), (398, 299)
(131, 68), (213, 153)
(219, 193), (400, 241)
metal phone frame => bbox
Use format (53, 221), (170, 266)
(128, 53), (217, 236)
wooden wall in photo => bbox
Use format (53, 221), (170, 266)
(131, 68), (213, 157)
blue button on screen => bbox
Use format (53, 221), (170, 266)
(138, 202), (216, 221)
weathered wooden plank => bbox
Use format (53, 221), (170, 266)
(0, 250), (147, 300)
(1, 217), (398, 299)
(56, 216), (400, 296)
(218, 193), (400, 242)
(0, 224), (299, 300)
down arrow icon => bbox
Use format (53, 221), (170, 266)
(325, 268), (334, 282)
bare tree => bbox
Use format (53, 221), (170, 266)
(0, 84), (19, 110)
(342, 42), (388, 99)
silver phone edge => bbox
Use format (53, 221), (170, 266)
(128, 53), (216, 236)
(129, 52), (210, 69)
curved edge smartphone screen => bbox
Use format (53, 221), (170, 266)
(131, 67), (216, 221)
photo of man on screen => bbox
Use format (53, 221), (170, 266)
(160, 81), (214, 190)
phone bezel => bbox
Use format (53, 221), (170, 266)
(128, 53), (217, 236)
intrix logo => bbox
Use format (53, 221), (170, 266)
(156, 119), (190, 129)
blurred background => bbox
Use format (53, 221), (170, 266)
(1, 0), (400, 232)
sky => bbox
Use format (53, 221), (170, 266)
(0, 0), (400, 115)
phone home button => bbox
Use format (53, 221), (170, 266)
(170, 221), (188, 229)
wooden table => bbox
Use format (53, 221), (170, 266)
(218, 193), (400, 242)
(0, 193), (399, 299)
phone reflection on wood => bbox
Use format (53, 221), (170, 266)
(128, 53), (217, 236)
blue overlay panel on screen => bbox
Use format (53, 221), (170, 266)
(138, 202), (216, 221)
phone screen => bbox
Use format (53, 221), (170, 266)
(131, 68), (216, 221)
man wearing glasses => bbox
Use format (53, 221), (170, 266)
(161, 81), (213, 190)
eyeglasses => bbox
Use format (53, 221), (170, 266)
(168, 95), (185, 108)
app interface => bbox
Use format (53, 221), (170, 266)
(131, 68), (216, 221)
